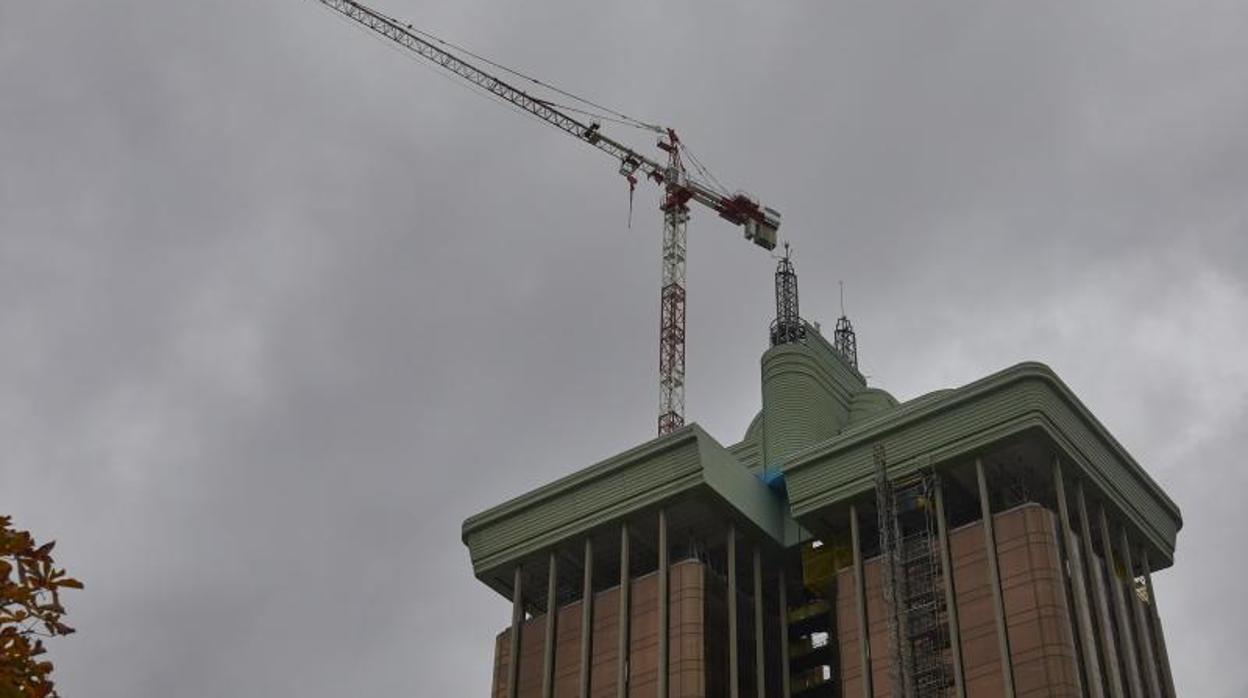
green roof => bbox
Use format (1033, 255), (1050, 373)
(462, 328), (1183, 597)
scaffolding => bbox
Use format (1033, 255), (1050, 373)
(874, 445), (951, 698)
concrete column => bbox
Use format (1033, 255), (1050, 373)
(728, 524), (740, 698)
(542, 552), (559, 698)
(1050, 505), (1086, 698)
(778, 568), (791, 698)
(1141, 553), (1176, 698)
(1120, 534), (1163, 698)
(579, 539), (594, 698)
(754, 546), (766, 698)
(1078, 482), (1124, 698)
(509, 565), (524, 698)
(1100, 510), (1144, 698)
(933, 476), (966, 698)
(1053, 459), (1103, 697)
(976, 458), (1016, 698)
(849, 504), (871, 698)
(618, 524), (630, 698)
(658, 509), (669, 698)
(1128, 544), (1163, 698)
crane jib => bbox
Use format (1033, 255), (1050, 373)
(312, 0), (778, 242)
(315, 0), (664, 178)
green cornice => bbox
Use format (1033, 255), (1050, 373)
(782, 361), (1182, 565)
(461, 424), (787, 580)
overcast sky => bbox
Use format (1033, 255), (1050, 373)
(2, 0), (1246, 695)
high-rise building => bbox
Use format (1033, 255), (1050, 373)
(461, 258), (1181, 698)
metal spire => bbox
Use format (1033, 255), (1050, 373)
(770, 243), (806, 347)
(834, 281), (858, 369)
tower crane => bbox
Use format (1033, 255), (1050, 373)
(311, 0), (782, 436)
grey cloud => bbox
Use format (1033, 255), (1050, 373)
(2, 0), (1246, 695)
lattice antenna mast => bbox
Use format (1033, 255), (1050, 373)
(770, 243), (806, 347)
(834, 281), (859, 369)
(309, 0), (783, 437)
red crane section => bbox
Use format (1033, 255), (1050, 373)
(312, 0), (782, 434)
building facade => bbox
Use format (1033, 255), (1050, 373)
(462, 290), (1181, 698)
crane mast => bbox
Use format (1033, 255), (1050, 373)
(658, 132), (689, 436)
(311, 0), (782, 435)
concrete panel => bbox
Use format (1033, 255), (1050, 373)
(833, 503), (1079, 698)
(493, 625), (546, 697)
(992, 505), (1081, 697)
(834, 567), (865, 695)
(494, 561), (708, 698)
(628, 574), (660, 698)
(669, 562), (708, 697)
(555, 603), (584, 698)
(591, 586), (621, 698)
